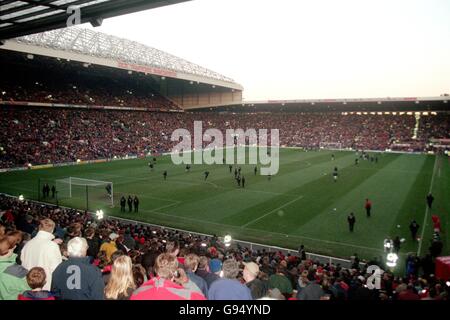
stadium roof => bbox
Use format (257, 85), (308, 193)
(0, 0), (191, 40)
(2, 27), (241, 87)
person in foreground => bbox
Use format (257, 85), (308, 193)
(130, 253), (206, 300)
(208, 258), (253, 300)
(51, 237), (105, 300)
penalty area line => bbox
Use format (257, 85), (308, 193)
(241, 194), (304, 228)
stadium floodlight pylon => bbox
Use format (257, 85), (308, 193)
(55, 177), (114, 208)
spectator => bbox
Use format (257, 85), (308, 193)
(298, 245), (307, 261)
(116, 235), (129, 254)
(18, 215), (35, 235)
(18, 267), (56, 300)
(20, 218), (62, 290)
(0, 232), (30, 300)
(296, 270), (309, 295)
(99, 233), (119, 262)
(184, 253), (208, 297)
(243, 261), (267, 299)
(104, 255), (136, 300)
(130, 253), (206, 300)
(101, 250), (125, 285)
(51, 237), (105, 300)
(85, 227), (100, 260)
(208, 259), (253, 300)
(397, 284), (420, 300)
(196, 256), (220, 287)
(141, 251), (159, 279)
(263, 287), (286, 300)
(123, 229), (136, 251)
(132, 264), (147, 288)
(297, 271), (325, 300)
(166, 241), (182, 264)
(268, 264), (293, 299)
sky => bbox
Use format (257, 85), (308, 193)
(85, 0), (450, 101)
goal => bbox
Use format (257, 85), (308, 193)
(319, 142), (343, 150)
(55, 177), (114, 208)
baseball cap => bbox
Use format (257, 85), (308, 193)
(109, 233), (119, 240)
(209, 259), (223, 273)
(243, 262), (260, 277)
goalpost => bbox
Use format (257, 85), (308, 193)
(55, 177), (114, 208)
(319, 142), (343, 150)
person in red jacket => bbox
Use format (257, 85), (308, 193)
(130, 253), (205, 300)
(431, 215), (441, 233)
(365, 199), (372, 217)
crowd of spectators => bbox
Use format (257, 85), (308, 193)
(419, 114), (450, 142)
(0, 58), (179, 111)
(0, 194), (448, 300)
(1, 106), (448, 169)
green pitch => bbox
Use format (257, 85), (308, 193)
(0, 148), (448, 262)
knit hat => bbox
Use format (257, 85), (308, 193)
(243, 262), (260, 277)
(209, 259), (222, 273)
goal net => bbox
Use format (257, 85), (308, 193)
(55, 177), (114, 208)
(319, 142), (343, 150)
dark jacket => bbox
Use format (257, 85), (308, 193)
(123, 234), (136, 250)
(297, 282), (324, 300)
(246, 278), (267, 299)
(196, 269), (220, 288)
(86, 237), (100, 259)
(51, 257), (104, 300)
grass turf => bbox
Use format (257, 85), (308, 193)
(0, 148), (448, 263)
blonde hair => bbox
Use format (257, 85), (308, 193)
(105, 255), (136, 300)
(39, 218), (55, 233)
(155, 253), (178, 279)
(184, 254), (199, 272)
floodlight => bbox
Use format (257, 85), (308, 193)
(95, 209), (104, 220)
(224, 235), (232, 247)
(386, 253), (398, 267)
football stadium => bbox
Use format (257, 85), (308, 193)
(0, 0), (449, 304)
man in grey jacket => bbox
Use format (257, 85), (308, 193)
(297, 271), (325, 300)
(51, 237), (104, 300)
